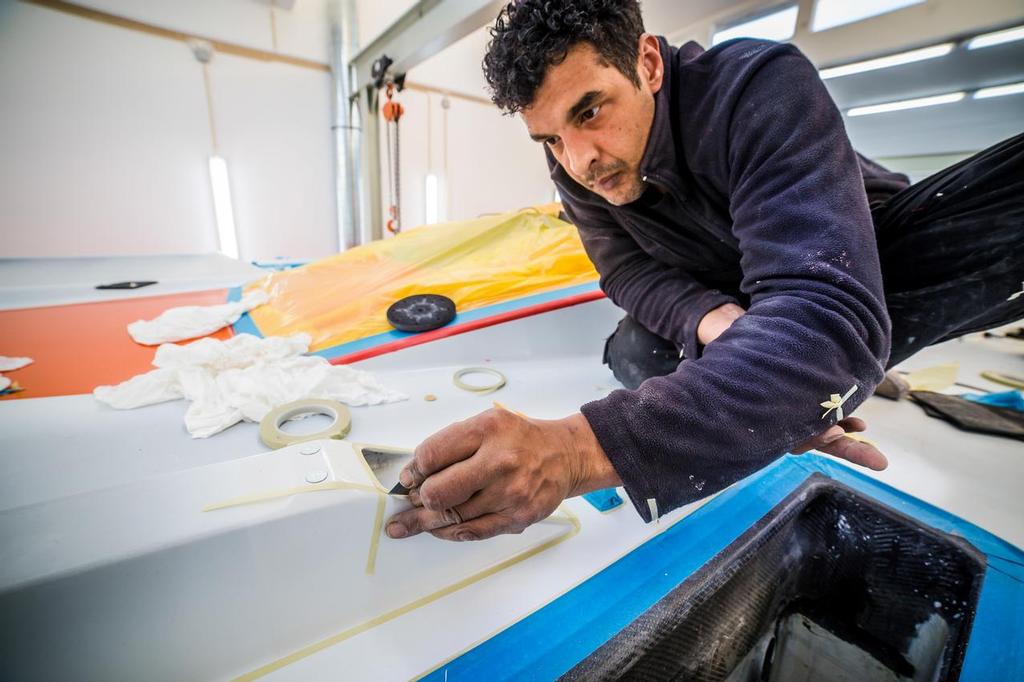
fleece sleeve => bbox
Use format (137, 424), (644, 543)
(579, 43), (891, 522)
(562, 198), (738, 360)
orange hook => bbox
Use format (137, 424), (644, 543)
(386, 205), (399, 234)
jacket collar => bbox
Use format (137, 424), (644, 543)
(637, 36), (678, 191)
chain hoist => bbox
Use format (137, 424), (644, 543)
(382, 82), (405, 235)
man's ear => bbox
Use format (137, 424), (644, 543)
(638, 33), (664, 93)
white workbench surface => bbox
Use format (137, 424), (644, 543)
(0, 256), (1021, 680)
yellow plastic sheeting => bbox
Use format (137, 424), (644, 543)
(244, 205), (599, 353)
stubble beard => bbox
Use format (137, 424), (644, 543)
(579, 162), (646, 206)
(606, 172), (646, 205)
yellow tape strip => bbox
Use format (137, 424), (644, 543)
(412, 505), (707, 681)
(233, 506), (581, 681)
(981, 370), (1024, 390)
(202, 481), (379, 512)
(365, 494), (386, 575)
(491, 401), (527, 418)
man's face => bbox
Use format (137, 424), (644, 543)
(522, 36), (663, 206)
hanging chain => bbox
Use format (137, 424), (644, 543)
(394, 117), (401, 233)
(384, 110), (395, 227)
(382, 83), (404, 235)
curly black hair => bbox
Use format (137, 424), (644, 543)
(483, 0), (646, 114)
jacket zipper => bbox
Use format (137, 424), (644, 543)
(642, 171), (739, 250)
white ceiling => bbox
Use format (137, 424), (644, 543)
(826, 37), (1024, 157)
(406, 0), (1024, 159)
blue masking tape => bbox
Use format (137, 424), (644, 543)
(964, 390), (1024, 412)
(582, 488), (623, 512)
(422, 454), (1023, 681)
(227, 286), (263, 339)
(226, 282), (602, 357)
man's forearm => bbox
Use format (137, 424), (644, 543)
(560, 412), (622, 496)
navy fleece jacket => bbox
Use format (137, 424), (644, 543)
(552, 39), (899, 521)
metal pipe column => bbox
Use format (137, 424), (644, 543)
(328, 0), (360, 250)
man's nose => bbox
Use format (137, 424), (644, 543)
(563, 133), (598, 179)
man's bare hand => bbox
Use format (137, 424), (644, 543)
(791, 416), (888, 470)
(697, 303), (745, 346)
(385, 408), (619, 542)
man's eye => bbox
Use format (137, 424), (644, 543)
(581, 105), (600, 122)
(545, 136), (561, 147)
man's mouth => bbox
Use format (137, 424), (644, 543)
(594, 172), (621, 192)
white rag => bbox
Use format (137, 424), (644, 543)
(0, 356), (32, 392)
(0, 356), (33, 371)
(127, 291), (270, 345)
(93, 333), (407, 438)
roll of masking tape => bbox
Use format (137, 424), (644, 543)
(259, 399), (352, 450)
(452, 366), (507, 394)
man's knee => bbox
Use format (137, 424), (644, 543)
(603, 316), (681, 390)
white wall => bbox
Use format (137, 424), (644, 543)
(374, 86), (555, 232)
(444, 95), (555, 220)
(69, 0), (332, 64)
(374, 25), (555, 233)
(0, 0), (337, 260)
(209, 53), (336, 260)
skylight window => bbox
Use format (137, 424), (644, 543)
(974, 81), (1024, 99)
(819, 43), (954, 80)
(712, 6), (799, 46)
(847, 91), (965, 117)
(967, 25), (1024, 50)
(812, 0), (925, 33)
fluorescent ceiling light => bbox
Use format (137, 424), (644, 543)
(974, 82), (1024, 99)
(847, 91), (965, 117)
(967, 25), (1024, 50)
(712, 6), (798, 46)
(820, 43), (954, 79)
(208, 156), (240, 259)
(812, 0), (925, 33)
(424, 173), (440, 225)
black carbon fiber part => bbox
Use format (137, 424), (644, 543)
(562, 475), (986, 682)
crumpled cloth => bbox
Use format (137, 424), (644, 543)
(0, 356), (32, 392)
(94, 333), (406, 438)
(127, 291), (269, 345)
(0, 356), (33, 371)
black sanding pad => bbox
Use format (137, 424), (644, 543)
(386, 294), (456, 332)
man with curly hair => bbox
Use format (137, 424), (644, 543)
(385, 0), (1023, 542)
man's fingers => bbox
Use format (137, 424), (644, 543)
(791, 425), (844, 454)
(399, 413), (487, 488)
(819, 436), (889, 471)
(386, 491), (496, 539)
(417, 456), (496, 511)
(428, 512), (523, 542)
(385, 507), (453, 539)
(837, 417), (867, 433)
